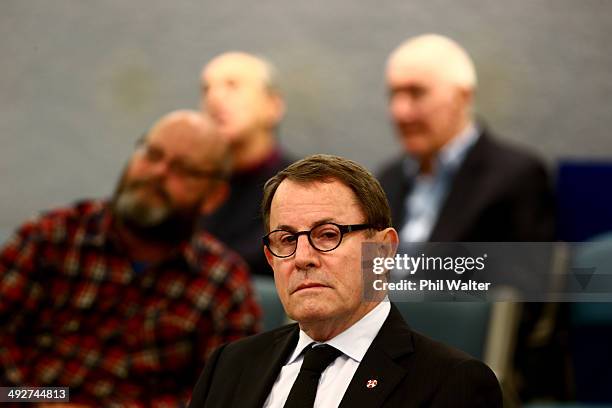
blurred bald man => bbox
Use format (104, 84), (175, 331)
(0, 110), (261, 406)
(199, 52), (294, 276)
(379, 34), (555, 243)
(379, 34), (561, 401)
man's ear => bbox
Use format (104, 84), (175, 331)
(200, 183), (229, 215)
(379, 227), (400, 258)
(263, 244), (275, 268)
(267, 93), (286, 125)
(457, 87), (474, 114)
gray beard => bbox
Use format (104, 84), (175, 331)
(114, 190), (170, 228)
(112, 186), (198, 244)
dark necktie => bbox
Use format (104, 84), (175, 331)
(283, 344), (342, 408)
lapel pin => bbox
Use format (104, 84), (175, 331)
(366, 379), (378, 389)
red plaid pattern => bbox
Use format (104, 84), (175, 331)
(0, 200), (261, 407)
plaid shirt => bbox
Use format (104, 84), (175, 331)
(0, 200), (261, 407)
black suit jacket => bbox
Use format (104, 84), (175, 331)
(378, 130), (555, 242)
(188, 304), (502, 407)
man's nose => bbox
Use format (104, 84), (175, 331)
(293, 234), (319, 270)
(147, 158), (172, 179)
(205, 85), (225, 108)
(391, 96), (418, 120)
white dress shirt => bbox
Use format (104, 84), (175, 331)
(263, 300), (391, 408)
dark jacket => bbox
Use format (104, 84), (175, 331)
(189, 304), (502, 408)
(378, 130), (555, 242)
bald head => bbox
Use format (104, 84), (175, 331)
(199, 52), (285, 149)
(149, 109), (213, 133)
(387, 34), (477, 91)
(386, 34), (476, 172)
(146, 110), (230, 175)
(202, 52), (279, 94)
(149, 109), (216, 141)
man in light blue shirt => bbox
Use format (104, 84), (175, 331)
(379, 34), (554, 243)
(378, 34), (557, 402)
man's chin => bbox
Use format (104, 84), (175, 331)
(290, 310), (332, 326)
(219, 126), (252, 146)
(400, 137), (431, 159)
(287, 297), (336, 322)
(114, 202), (195, 244)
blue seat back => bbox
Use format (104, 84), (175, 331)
(394, 302), (491, 359)
(252, 276), (287, 331)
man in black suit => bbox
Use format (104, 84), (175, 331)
(378, 34), (554, 242)
(378, 34), (559, 401)
(189, 154), (502, 407)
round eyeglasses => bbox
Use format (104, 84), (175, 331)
(262, 223), (373, 258)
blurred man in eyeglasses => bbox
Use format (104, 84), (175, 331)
(0, 110), (261, 407)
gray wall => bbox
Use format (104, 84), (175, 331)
(2, 1), (611, 231)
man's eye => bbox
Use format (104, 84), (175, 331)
(315, 229), (340, 240)
(170, 162), (191, 175)
(408, 86), (427, 99)
(279, 234), (297, 245)
(145, 147), (164, 161)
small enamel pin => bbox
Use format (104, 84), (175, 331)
(366, 379), (378, 389)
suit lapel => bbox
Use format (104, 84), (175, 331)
(383, 159), (413, 230)
(233, 324), (299, 408)
(429, 132), (491, 241)
(339, 304), (414, 408)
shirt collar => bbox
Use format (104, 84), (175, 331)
(436, 122), (479, 171)
(402, 122), (479, 178)
(286, 299), (391, 365)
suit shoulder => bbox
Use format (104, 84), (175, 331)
(220, 323), (297, 357)
(410, 329), (478, 365)
(377, 156), (404, 180)
(409, 329), (497, 381)
(414, 330), (503, 405)
(409, 330), (501, 395)
(478, 133), (548, 173)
